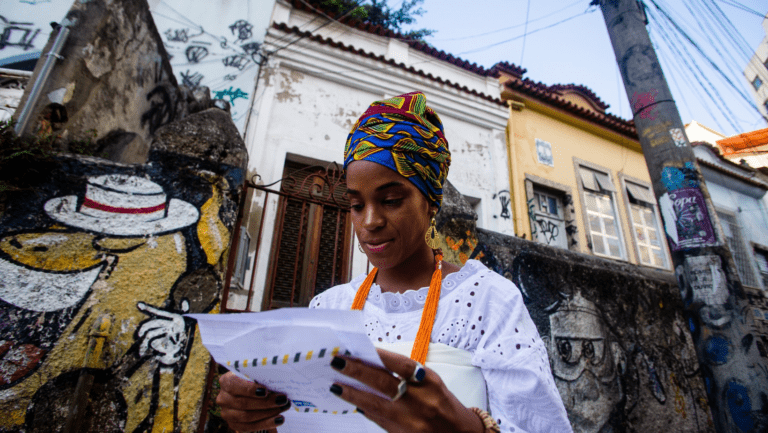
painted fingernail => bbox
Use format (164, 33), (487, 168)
(356, 407), (365, 415)
(275, 395), (288, 405)
(255, 388), (267, 397)
(331, 356), (346, 370)
(274, 415), (285, 426)
(330, 384), (343, 396)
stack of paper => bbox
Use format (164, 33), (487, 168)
(188, 308), (388, 432)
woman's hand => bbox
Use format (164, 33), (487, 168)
(216, 372), (292, 432)
(330, 349), (484, 433)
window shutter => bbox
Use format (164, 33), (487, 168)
(626, 183), (655, 204)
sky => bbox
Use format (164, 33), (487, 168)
(399, 0), (768, 137)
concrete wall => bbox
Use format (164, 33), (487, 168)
(437, 181), (715, 433)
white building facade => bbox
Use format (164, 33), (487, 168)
(227, 0), (512, 311)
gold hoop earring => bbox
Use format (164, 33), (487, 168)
(425, 215), (440, 249)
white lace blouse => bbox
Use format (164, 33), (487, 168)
(310, 260), (573, 433)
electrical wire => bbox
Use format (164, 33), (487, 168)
(429, 0), (583, 42)
(648, 5), (733, 131)
(520, 0), (531, 66)
(714, 0), (766, 18)
(648, 0), (764, 122)
(457, 9), (592, 56)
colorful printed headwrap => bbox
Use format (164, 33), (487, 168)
(343, 92), (451, 210)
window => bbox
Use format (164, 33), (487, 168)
(753, 76), (763, 90)
(754, 247), (768, 290)
(530, 187), (568, 249)
(717, 211), (759, 288)
(764, 99), (768, 113)
(578, 165), (624, 259)
(624, 181), (667, 268)
(265, 161), (352, 309)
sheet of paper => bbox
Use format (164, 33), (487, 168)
(187, 308), (388, 431)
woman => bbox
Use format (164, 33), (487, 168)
(216, 92), (572, 433)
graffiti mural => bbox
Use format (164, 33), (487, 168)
(0, 16), (40, 51)
(0, 165), (239, 432)
(151, 0), (276, 133)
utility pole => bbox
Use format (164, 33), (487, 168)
(596, 1), (768, 432)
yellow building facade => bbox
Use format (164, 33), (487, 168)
(497, 66), (671, 270)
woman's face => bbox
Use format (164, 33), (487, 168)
(346, 160), (434, 270)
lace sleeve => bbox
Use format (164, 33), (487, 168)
(472, 273), (572, 433)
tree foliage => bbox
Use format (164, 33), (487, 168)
(314, 0), (434, 40)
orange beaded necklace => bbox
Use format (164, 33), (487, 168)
(351, 253), (443, 364)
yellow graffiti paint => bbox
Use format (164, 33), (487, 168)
(0, 231), (103, 271)
(197, 175), (231, 265)
(152, 370), (176, 433)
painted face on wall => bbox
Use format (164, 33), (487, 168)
(545, 293), (625, 433)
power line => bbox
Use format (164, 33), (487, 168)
(714, 0), (766, 18)
(428, 0), (583, 42)
(648, 0), (764, 121)
(457, 10), (592, 56)
(520, 0), (531, 66)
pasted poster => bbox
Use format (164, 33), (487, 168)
(150, 0), (276, 133)
(659, 187), (716, 251)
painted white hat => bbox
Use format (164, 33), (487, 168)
(44, 174), (199, 236)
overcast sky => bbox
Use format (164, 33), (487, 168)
(402, 0), (767, 137)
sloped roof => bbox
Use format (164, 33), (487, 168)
(271, 22), (507, 106)
(692, 141), (768, 189)
(289, 0), (518, 79)
(717, 127), (768, 155)
(286, 0), (630, 136)
(502, 77), (637, 139)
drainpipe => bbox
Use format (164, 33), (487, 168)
(14, 22), (71, 136)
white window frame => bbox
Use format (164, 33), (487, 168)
(751, 242), (768, 291)
(524, 174), (578, 251)
(574, 159), (626, 260)
(717, 208), (761, 289)
(619, 175), (670, 269)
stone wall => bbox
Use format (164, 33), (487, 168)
(437, 180), (715, 433)
(0, 0), (247, 431)
(0, 108), (246, 432)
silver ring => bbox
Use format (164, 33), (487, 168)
(391, 372), (407, 402)
(409, 361), (426, 383)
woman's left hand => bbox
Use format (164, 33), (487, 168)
(330, 348), (484, 433)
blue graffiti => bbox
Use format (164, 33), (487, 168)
(213, 87), (248, 106)
(704, 336), (730, 365)
(726, 382), (754, 432)
(661, 162), (699, 191)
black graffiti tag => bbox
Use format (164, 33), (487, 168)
(164, 28), (189, 43)
(534, 218), (560, 245)
(0, 16), (41, 51)
(229, 20), (253, 42)
(492, 190), (511, 220)
(185, 45), (209, 64)
(241, 42), (261, 62)
(222, 54), (250, 71)
(180, 70), (204, 89)
(141, 84), (177, 136)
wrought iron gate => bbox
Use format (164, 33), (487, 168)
(221, 162), (352, 312)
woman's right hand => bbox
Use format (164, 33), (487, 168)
(217, 372), (292, 432)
